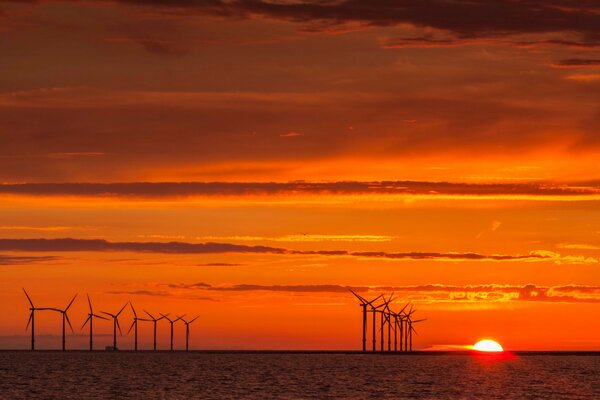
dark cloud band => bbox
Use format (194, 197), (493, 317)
(0, 237), (555, 262)
(1, 181), (599, 198)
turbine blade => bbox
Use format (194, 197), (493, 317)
(87, 294), (93, 313)
(189, 316), (200, 324)
(65, 313), (74, 332)
(412, 319), (426, 323)
(399, 302), (409, 314)
(65, 294), (77, 311)
(348, 288), (368, 304)
(22, 288), (34, 308)
(116, 303), (127, 317)
(129, 302), (137, 318)
(365, 294), (383, 306)
(101, 311), (114, 317)
(127, 320), (136, 335)
(26, 312), (32, 330)
(81, 316), (91, 330)
(159, 313), (170, 321)
(387, 292), (395, 304)
(144, 310), (155, 320)
(116, 319), (122, 335)
(92, 313), (108, 320)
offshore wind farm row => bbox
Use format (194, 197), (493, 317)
(22, 289), (199, 351)
(350, 289), (425, 352)
(21, 288), (424, 352)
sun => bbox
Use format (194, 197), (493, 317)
(472, 339), (503, 352)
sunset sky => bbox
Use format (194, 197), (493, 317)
(1, 0), (599, 351)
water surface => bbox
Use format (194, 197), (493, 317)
(0, 351), (598, 399)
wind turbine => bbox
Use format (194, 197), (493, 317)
(348, 289), (382, 351)
(38, 293), (77, 351)
(128, 302), (149, 351)
(408, 315), (426, 351)
(403, 305), (413, 351)
(369, 296), (387, 351)
(178, 315), (199, 352)
(144, 310), (168, 351)
(392, 303), (409, 351)
(379, 294), (394, 351)
(160, 313), (183, 351)
(81, 294), (107, 351)
(101, 303), (127, 350)
(23, 288), (43, 350)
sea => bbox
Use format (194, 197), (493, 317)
(0, 351), (598, 399)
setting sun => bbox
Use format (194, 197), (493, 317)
(473, 340), (504, 352)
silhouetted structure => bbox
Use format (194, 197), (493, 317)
(81, 294), (107, 351)
(178, 315), (199, 352)
(349, 289), (426, 352)
(143, 310), (168, 351)
(128, 302), (150, 351)
(160, 313), (183, 351)
(23, 289), (77, 351)
(101, 303), (127, 350)
(349, 289), (382, 351)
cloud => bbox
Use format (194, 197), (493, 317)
(566, 73), (600, 82)
(557, 243), (600, 250)
(0, 254), (60, 265)
(552, 59), (600, 68)
(0, 238), (287, 254)
(0, 237), (590, 264)
(1, 181), (599, 198)
(280, 131), (301, 137)
(195, 262), (245, 267)
(154, 282), (600, 303)
(106, 1), (600, 41)
(347, 251), (546, 262)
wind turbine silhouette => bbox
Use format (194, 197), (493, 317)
(160, 313), (183, 351)
(369, 296), (387, 351)
(81, 294), (107, 351)
(178, 315), (199, 352)
(348, 289), (382, 352)
(379, 294), (394, 351)
(23, 289), (40, 350)
(128, 302), (149, 351)
(391, 303), (409, 351)
(407, 309), (426, 352)
(23, 290), (77, 351)
(101, 303), (127, 350)
(403, 305), (418, 351)
(143, 310), (167, 351)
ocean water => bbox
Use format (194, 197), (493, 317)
(0, 351), (598, 399)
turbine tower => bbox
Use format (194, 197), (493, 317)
(348, 289), (382, 351)
(101, 303), (127, 350)
(160, 313), (183, 351)
(81, 295), (107, 351)
(178, 315), (199, 352)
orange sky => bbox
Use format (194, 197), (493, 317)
(0, 0), (599, 350)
